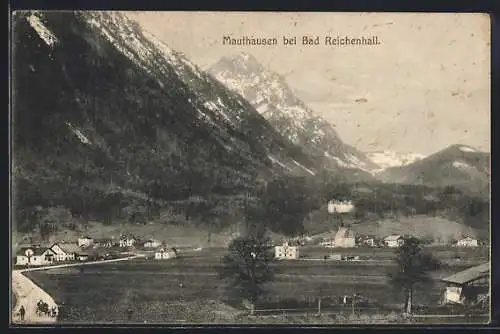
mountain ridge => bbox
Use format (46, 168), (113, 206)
(209, 52), (380, 173)
(12, 11), (328, 231)
(376, 144), (490, 197)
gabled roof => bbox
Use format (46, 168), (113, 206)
(16, 246), (54, 256)
(441, 262), (490, 285)
(56, 243), (80, 254)
(384, 235), (402, 241)
(79, 236), (93, 239)
(459, 236), (477, 241)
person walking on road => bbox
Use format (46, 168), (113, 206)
(19, 305), (25, 321)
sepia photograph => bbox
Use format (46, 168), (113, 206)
(10, 11), (491, 325)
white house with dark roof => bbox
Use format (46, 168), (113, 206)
(50, 242), (80, 261)
(78, 236), (94, 248)
(119, 234), (136, 248)
(154, 246), (177, 260)
(456, 236), (479, 248)
(16, 246), (56, 266)
(328, 200), (355, 214)
(384, 235), (404, 248)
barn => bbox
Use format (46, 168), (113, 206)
(441, 262), (489, 305)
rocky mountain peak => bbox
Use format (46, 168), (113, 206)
(209, 53), (379, 172)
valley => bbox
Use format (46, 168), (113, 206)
(10, 10), (490, 326)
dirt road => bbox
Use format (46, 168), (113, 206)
(11, 270), (57, 324)
(11, 254), (144, 325)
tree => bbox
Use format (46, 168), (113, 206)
(218, 229), (274, 315)
(388, 236), (441, 315)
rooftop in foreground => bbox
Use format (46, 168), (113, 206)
(441, 262), (490, 285)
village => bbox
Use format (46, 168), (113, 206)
(14, 234), (178, 268)
(270, 199), (489, 311)
(12, 198), (490, 322)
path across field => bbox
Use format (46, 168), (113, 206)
(11, 254), (144, 325)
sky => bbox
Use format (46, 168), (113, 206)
(129, 12), (490, 155)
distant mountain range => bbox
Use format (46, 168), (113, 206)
(376, 144), (490, 197)
(209, 53), (379, 173)
(12, 11), (489, 238)
(367, 151), (426, 171)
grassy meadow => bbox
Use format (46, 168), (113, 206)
(24, 245), (489, 324)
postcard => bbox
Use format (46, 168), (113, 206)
(10, 11), (491, 325)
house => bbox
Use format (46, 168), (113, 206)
(143, 239), (162, 248)
(77, 236), (94, 248)
(441, 262), (489, 305)
(274, 242), (299, 260)
(94, 238), (113, 248)
(456, 237), (479, 248)
(328, 199), (355, 214)
(75, 251), (89, 261)
(16, 246), (56, 266)
(362, 237), (375, 247)
(320, 239), (336, 248)
(154, 247), (177, 260)
(334, 226), (356, 248)
(384, 235), (404, 248)
(50, 242), (80, 261)
(119, 234), (136, 248)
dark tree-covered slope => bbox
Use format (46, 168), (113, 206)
(12, 11), (321, 230)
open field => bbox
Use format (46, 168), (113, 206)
(24, 246), (489, 324)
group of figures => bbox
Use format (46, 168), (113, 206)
(35, 299), (58, 318)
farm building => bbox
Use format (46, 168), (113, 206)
(119, 234), (136, 248)
(15, 247), (56, 266)
(320, 239), (336, 248)
(456, 237), (479, 248)
(275, 242), (299, 260)
(328, 200), (355, 214)
(441, 262), (489, 305)
(143, 239), (162, 248)
(77, 236), (94, 248)
(95, 238), (114, 248)
(154, 247), (177, 260)
(334, 226), (356, 248)
(50, 243), (80, 261)
(76, 251), (90, 261)
(384, 235), (404, 248)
